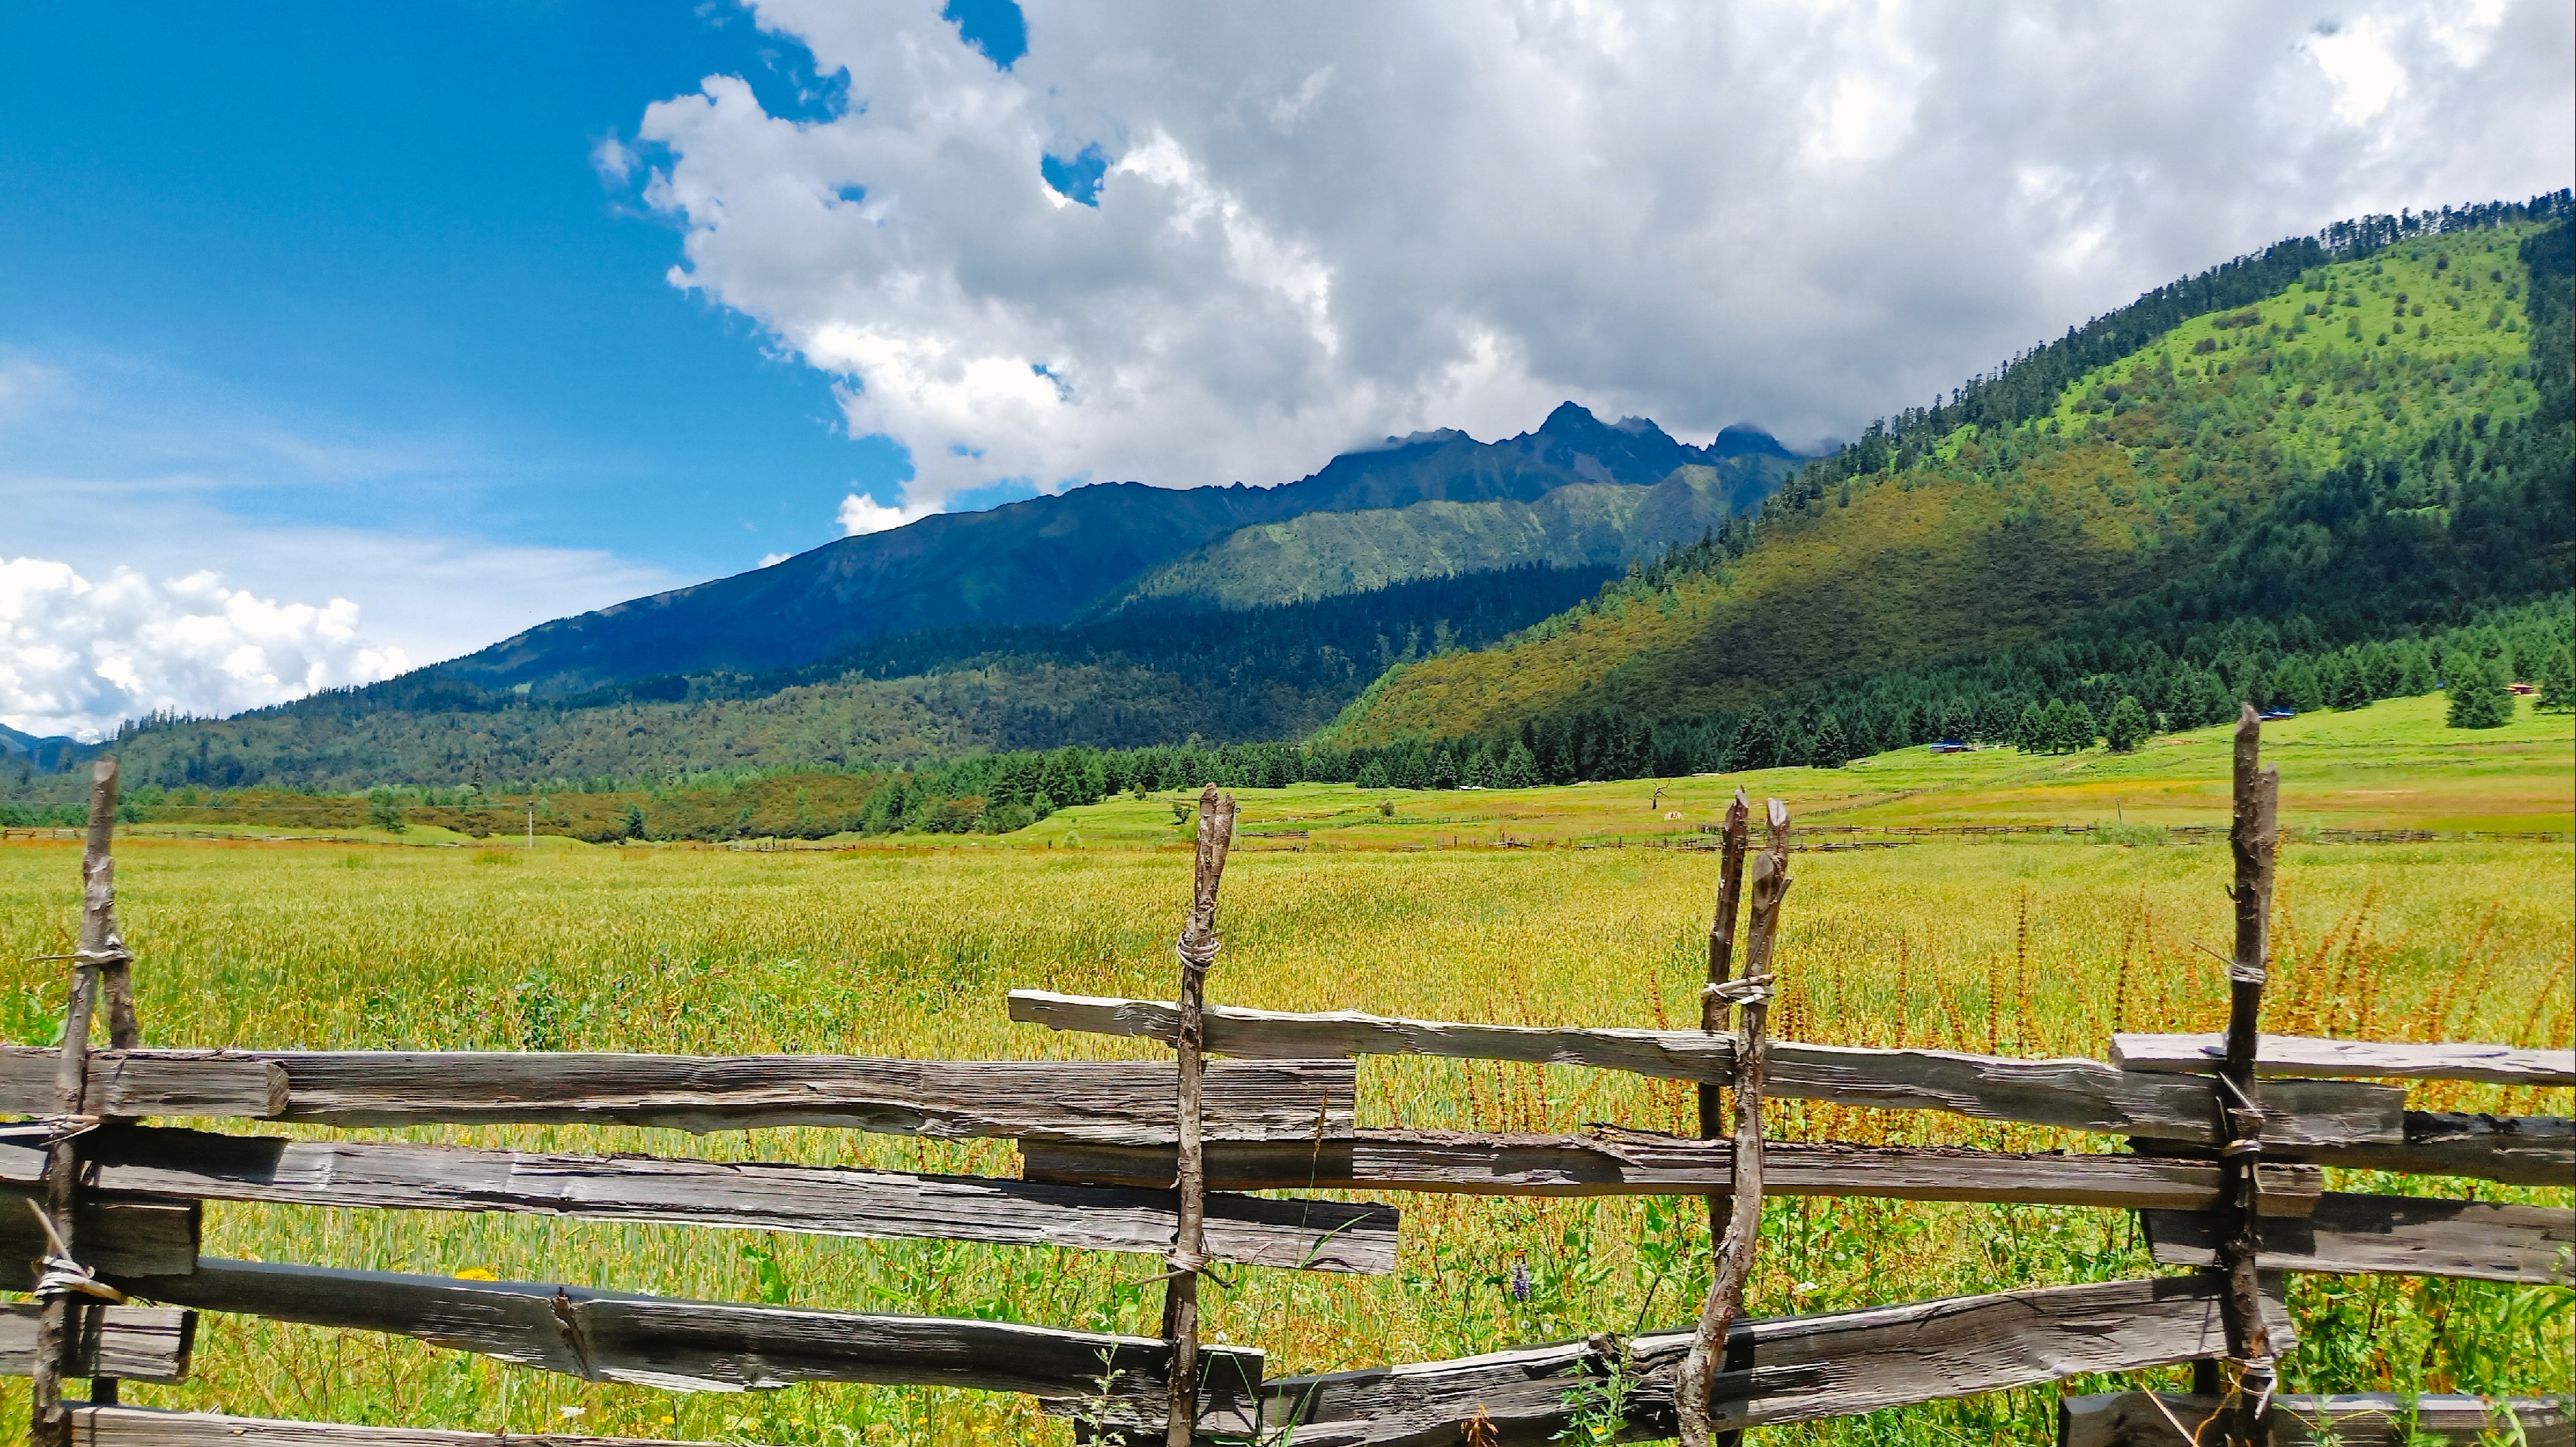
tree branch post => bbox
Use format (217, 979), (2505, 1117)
(1698, 786), (1751, 1330)
(2218, 705), (2277, 1446)
(33, 759), (126, 1441)
(1677, 798), (1792, 1446)
(1163, 783), (1236, 1447)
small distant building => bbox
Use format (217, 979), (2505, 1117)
(2510, 682), (2537, 696)
(1930, 742), (1971, 754)
(2261, 709), (2297, 720)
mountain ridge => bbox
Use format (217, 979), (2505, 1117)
(438, 404), (1797, 699)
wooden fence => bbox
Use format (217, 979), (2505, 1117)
(4, 708), (2570, 1445)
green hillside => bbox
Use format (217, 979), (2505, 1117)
(38, 566), (1613, 794)
(1106, 460), (1790, 612)
(1333, 206), (2572, 751)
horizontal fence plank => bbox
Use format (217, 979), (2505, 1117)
(5, 1048), (1354, 1143)
(0, 1125), (1393, 1274)
(2285, 1110), (2574, 1187)
(2113, 1032), (2576, 1087)
(0, 1189), (201, 1282)
(0, 1047), (288, 1118)
(2143, 1192), (2574, 1285)
(106, 1256), (1261, 1421)
(1021, 1131), (2325, 1215)
(69, 1406), (794, 1446)
(2060, 1392), (2573, 1447)
(1008, 991), (2403, 1149)
(1059, 1274), (2294, 1444)
(0, 1303), (194, 1383)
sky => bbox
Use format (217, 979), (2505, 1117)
(3, 0), (2571, 739)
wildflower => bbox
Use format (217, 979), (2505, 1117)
(557, 1406), (585, 1419)
(1508, 1261), (1532, 1302)
(452, 1267), (498, 1281)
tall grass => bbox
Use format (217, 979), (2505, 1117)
(1, 833), (2566, 1442)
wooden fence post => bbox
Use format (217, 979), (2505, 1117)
(1677, 798), (1792, 1445)
(1701, 788), (1753, 1193)
(1162, 783), (1236, 1447)
(2217, 706), (2277, 1445)
(32, 759), (129, 1442)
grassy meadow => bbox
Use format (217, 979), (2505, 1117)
(2, 699), (2569, 1442)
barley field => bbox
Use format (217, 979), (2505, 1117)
(2, 781), (2568, 1443)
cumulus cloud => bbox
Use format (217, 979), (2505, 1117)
(837, 491), (940, 535)
(627, 0), (2574, 516)
(0, 559), (414, 741)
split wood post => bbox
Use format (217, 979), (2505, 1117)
(1162, 783), (1236, 1447)
(2216, 705), (2277, 1445)
(1677, 797), (1791, 1446)
(32, 759), (128, 1441)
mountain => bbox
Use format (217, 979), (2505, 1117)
(1328, 198), (2574, 751)
(1, 722), (89, 773)
(439, 403), (1796, 697)
(1104, 462), (1781, 613)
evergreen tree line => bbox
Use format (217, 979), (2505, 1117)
(832, 592), (2572, 835)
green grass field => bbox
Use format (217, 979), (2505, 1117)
(2, 698), (2568, 1442)
(1019, 692), (2574, 851)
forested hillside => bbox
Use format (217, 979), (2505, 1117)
(1330, 199), (2574, 766)
(32, 565), (1613, 794)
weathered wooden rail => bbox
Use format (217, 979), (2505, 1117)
(6, 724), (2570, 1445)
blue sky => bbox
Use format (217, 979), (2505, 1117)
(2, 2), (919, 580)
(2, 1), (2565, 738)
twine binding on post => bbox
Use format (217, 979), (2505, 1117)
(24, 1201), (127, 1304)
(1701, 975), (1773, 1006)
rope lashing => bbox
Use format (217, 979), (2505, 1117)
(1701, 973), (1775, 1006)
(20, 945), (134, 968)
(21, 1199), (126, 1305)
(1175, 932), (1221, 971)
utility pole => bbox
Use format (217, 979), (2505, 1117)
(527, 801), (535, 854)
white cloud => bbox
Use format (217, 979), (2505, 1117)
(2306, 20), (2407, 124)
(838, 491), (939, 534)
(0, 559), (413, 741)
(0, 346), (681, 701)
(623, 0), (2571, 509)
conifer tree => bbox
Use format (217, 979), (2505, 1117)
(2012, 702), (2046, 752)
(2105, 696), (2152, 752)
(1355, 757), (1390, 788)
(2034, 699), (2071, 753)
(2064, 701), (2099, 751)
(2271, 656), (2325, 713)
(1812, 715), (1852, 768)
(2395, 646), (2437, 696)
(2537, 646), (2576, 713)
(1502, 741), (1539, 788)
(1464, 746), (1497, 788)
(2446, 656), (2513, 729)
